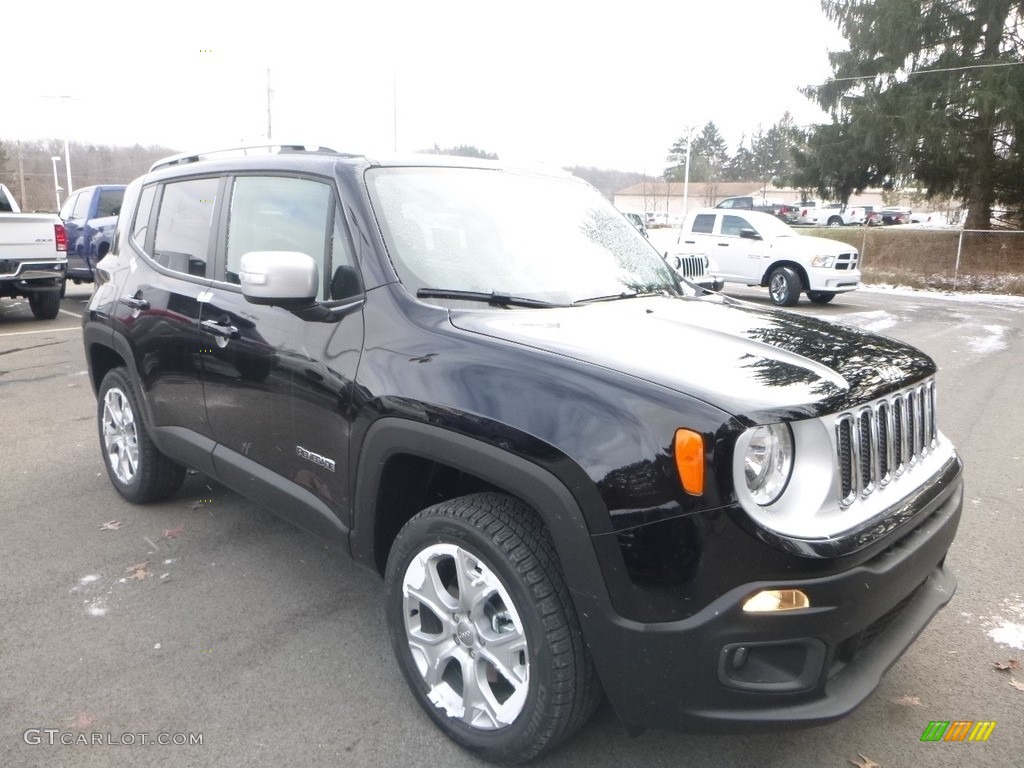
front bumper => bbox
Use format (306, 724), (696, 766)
(575, 463), (962, 730)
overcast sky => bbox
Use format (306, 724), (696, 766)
(4, 0), (847, 174)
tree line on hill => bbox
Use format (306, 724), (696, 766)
(0, 140), (178, 212)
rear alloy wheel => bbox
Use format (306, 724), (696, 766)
(28, 290), (60, 320)
(768, 266), (801, 307)
(807, 291), (836, 304)
(385, 493), (600, 763)
(827, 216), (843, 227)
(98, 369), (185, 503)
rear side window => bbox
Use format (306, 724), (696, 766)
(132, 186), (157, 247)
(152, 178), (219, 277)
(225, 176), (334, 300)
(692, 214), (715, 234)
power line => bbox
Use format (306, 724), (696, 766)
(817, 59), (1024, 86)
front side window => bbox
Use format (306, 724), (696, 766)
(96, 188), (124, 218)
(366, 167), (684, 304)
(722, 215), (752, 237)
(152, 178), (219, 277)
(225, 176), (333, 300)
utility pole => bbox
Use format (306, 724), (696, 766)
(17, 141), (26, 208)
(266, 68), (273, 140)
(677, 126), (694, 244)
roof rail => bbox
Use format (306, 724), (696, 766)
(149, 143), (341, 173)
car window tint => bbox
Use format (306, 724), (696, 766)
(132, 185), (157, 248)
(692, 214), (715, 234)
(152, 178), (218, 277)
(97, 188), (124, 217)
(721, 215), (750, 237)
(225, 176), (333, 300)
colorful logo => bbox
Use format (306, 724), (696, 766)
(920, 721), (996, 742)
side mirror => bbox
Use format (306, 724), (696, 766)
(239, 251), (318, 307)
(739, 228), (762, 241)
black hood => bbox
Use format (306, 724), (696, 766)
(449, 294), (935, 421)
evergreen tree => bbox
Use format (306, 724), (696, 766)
(665, 122), (729, 183)
(805, 0), (1024, 228)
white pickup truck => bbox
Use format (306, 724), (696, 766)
(0, 184), (68, 319)
(677, 208), (861, 306)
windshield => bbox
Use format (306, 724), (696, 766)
(365, 166), (688, 305)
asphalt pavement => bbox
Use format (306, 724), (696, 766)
(1, 281), (1021, 768)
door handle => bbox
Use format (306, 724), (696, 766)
(717, 242), (729, 247)
(120, 295), (150, 310)
(201, 318), (240, 339)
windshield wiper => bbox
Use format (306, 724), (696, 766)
(571, 290), (664, 305)
(416, 288), (562, 308)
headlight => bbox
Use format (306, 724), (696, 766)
(743, 424), (793, 505)
(810, 255), (835, 268)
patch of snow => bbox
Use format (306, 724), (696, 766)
(78, 574), (101, 585)
(988, 622), (1024, 650)
(841, 309), (899, 333)
(967, 325), (1009, 354)
(862, 284), (1024, 306)
(87, 599), (108, 617)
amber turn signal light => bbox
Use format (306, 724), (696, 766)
(674, 428), (704, 495)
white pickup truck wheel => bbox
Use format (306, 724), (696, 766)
(768, 266), (801, 306)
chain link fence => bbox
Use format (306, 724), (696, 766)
(811, 228), (1024, 295)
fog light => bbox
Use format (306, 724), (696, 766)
(742, 589), (810, 613)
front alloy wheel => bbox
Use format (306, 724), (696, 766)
(386, 493), (600, 763)
(768, 266), (801, 306)
(402, 542), (529, 729)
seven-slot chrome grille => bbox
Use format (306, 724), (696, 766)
(835, 380), (937, 507)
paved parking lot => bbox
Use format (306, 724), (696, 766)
(2, 282), (1022, 768)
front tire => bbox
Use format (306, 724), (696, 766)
(385, 493), (600, 763)
(768, 266), (801, 306)
(807, 291), (836, 304)
(28, 290), (60, 320)
(97, 368), (186, 503)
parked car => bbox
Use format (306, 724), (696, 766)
(678, 208), (861, 305)
(59, 184), (126, 284)
(880, 206), (912, 225)
(714, 196), (794, 221)
(848, 205), (881, 226)
(621, 210), (648, 237)
(83, 144), (961, 763)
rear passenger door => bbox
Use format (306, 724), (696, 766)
(199, 173), (365, 542)
(114, 176), (220, 471)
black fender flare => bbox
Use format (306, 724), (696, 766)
(350, 417), (612, 606)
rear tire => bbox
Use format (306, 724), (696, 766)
(28, 290), (60, 320)
(768, 266), (801, 307)
(385, 493), (601, 763)
(97, 368), (186, 503)
(807, 291), (836, 304)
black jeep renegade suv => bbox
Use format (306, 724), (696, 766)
(83, 144), (963, 763)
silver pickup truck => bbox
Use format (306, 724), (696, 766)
(0, 183), (68, 319)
